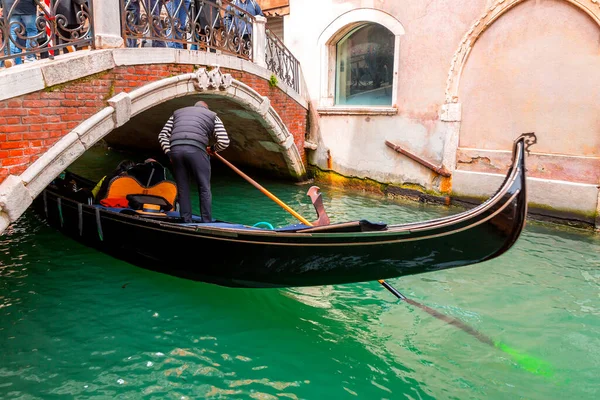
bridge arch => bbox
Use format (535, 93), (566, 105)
(0, 50), (309, 234)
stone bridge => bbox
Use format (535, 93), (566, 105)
(0, 47), (311, 234)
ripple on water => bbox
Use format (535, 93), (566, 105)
(0, 178), (599, 399)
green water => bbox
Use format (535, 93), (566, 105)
(0, 148), (599, 399)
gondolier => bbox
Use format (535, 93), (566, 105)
(158, 100), (230, 223)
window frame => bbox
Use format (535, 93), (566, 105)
(317, 9), (405, 115)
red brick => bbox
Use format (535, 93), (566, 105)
(8, 164), (27, 175)
(0, 108), (27, 117)
(6, 132), (23, 140)
(2, 156), (29, 166)
(45, 123), (69, 131)
(44, 138), (60, 146)
(5, 117), (21, 125)
(0, 125), (26, 133)
(0, 169), (9, 183)
(22, 116), (48, 124)
(62, 114), (82, 122)
(29, 125), (45, 132)
(41, 92), (65, 99)
(24, 132), (50, 140)
(22, 100), (49, 108)
(77, 93), (101, 100)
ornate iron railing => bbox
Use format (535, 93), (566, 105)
(120, 0), (255, 60)
(265, 27), (299, 92)
(0, 0), (94, 66)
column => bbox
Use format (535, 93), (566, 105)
(93, 0), (125, 49)
(252, 15), (267, 68)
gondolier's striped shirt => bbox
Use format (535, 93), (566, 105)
(158, 115), (230, 154)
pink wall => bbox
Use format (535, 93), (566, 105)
(459, 0), (600, 160)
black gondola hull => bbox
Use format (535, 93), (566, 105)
(32, 134), (533, 288)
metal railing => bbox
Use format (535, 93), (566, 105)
(1, 1), (302, 97)
(120, 1), (301, 94)
(120, 0), (255, 60)
(265, 27), (299, 92)
(0, 0), (94, 66)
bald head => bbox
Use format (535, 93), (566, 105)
(195, 101), (209, 109)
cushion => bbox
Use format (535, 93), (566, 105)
(126, 194), (173, 212)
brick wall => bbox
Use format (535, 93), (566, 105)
(0, 65), (308, 185)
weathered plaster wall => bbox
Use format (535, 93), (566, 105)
(286, 0), (487, 188)
(458, 0), (600, 184)
(317, 115), (447, 191)
(286, 0), (599, 226)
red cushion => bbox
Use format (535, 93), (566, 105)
(100, 197), (130, 208)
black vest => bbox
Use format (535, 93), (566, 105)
(169, 106), (217, 150)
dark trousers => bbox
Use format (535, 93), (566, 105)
(170, 146), (212, 223)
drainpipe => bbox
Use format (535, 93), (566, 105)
(385, 140), (451, 177)
(93, 0), (125, 49)
(253, 16), (267, 68)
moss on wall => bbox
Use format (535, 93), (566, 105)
(44, 71), (108, 92)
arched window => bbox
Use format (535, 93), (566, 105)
(335, 23), (394, 106)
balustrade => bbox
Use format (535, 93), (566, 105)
(0, 0), (300, 96)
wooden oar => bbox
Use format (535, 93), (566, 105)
(379, 279), (553, 376)
(212, 152), (552, 377)
(213, 152), (312, 225)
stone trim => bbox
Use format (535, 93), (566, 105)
(316, 106), (398, 116)
(0, 48), (309, 108)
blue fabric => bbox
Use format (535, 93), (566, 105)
(7, 13), (37, 64)
(125, 0), (141, 48)
(167, 0), (191, 48)
(224, 0), (263, 36)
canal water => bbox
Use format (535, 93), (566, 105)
(0, 147), (599, 399)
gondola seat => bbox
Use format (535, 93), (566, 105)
(99, 175), (178, 215)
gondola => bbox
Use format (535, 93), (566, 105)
(32, 133), (537, 288)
